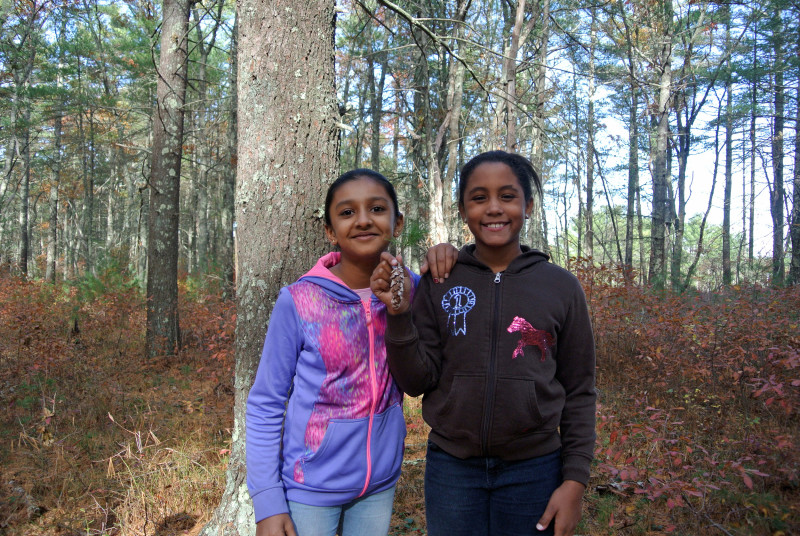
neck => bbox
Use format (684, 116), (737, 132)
(474, 244), (523, 273)
(329, 255), (376, 289)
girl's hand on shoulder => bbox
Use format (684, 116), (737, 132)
(536, 480), (585, 536)
(256, 513), (296, 536)
(371, 252), (411, 314)
(420, 243), (458, 283)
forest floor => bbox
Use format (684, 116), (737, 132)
(0, 266), (798, 535)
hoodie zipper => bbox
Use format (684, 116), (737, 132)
(359, 298), (378, 497)
(480, 272), (503, 455)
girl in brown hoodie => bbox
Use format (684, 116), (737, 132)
(371, 151), (596, 536)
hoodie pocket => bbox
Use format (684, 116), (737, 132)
(299, 417), (369, 492)
(491, 377), (543, 441)
(432, 374), (485, 445)
(367, 403), (407, 486)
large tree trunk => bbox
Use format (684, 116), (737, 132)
(199, 1), (338, 534)
(145, 0), (190, 358)
(648, 9), (673, 291)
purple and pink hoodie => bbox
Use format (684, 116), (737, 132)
(246, 252), (416, 523)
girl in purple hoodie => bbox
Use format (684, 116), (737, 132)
(246, 169), (456, 536)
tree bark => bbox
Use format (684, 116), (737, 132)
(790, 77), (800, 285)
(648, 6), (673, 291)
(191, 2), (223, 275)
(622, 11), (639, 278)
(722, 8), (733, 286)
(145, 0), (190, 358)
(221, 13), (238, 289)
(46, 68), (63, 282)
(769, 10), (785, 286)
(585, 6), (596, 260)
(526, 0), (550, 252)
(200, 1), (338, 533)
(504, 0), (526, 152)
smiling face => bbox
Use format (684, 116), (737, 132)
(459, 161), (533, 271)
(324, 176), (404, 268)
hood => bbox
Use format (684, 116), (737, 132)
(458, 244), (549, 274)
(296, 252), (364, 302)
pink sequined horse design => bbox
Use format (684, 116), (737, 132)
(507, 316), (554, 361)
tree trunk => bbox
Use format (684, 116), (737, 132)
(722, 9), (733, 286)
(46, 81), (63, 282)
(369, 51), (386, 171)
(749, 33), (757, 265)
(790, 73), (800, 285)
(444, 3), (467, 243)
(200, 1), (338, 533)
(648, 10), (673, 291)
(504, 0), (525, 151)
(192, 1), (223, 275)
(624, 45), (639, 276)
(526, 0), (549, 252)
(584, 6), (596, 259)
(221, 13), (238, 289)
(789, 10), (800, 285)
(20, 100), (31, 277)
(769, 11), (785, 286)
(145, 0), (190, 358)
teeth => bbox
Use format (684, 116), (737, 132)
(485, 223), (505, 229)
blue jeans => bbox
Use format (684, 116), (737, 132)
(425, 441), (562, 536)
(287, 485), (396, 536)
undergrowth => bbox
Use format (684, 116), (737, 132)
(0, 271), (234, 535)
(0, 263), (798, 535)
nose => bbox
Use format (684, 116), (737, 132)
(487, 196), (503, 215)
(355, 208), (372, 227)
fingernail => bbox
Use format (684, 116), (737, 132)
(536, 524), (545, 531)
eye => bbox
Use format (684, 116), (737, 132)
(501, 193), (518, 200)
(339, 208), (354, 217)
(371, 205), (387, 213)
(470, 194), (487, 202)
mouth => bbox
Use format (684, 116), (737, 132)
(351, 232), (381, 240)
(482, 222), (509, 231)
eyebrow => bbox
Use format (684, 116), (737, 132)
(466, 184), (521, 195)
(334, 195), (391, 210)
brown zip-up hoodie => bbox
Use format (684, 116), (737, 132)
(385, 245), (596, 485)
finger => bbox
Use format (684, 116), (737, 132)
(536, 502), (556, 533)
(436, 250), (450, 280)
(379, 251), (398, 266)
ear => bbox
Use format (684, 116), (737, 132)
(458, 204), (466, 223)
(393, 212), (405, 237)
(324, 224), (337, 245)
(525, 197), (534, 219)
